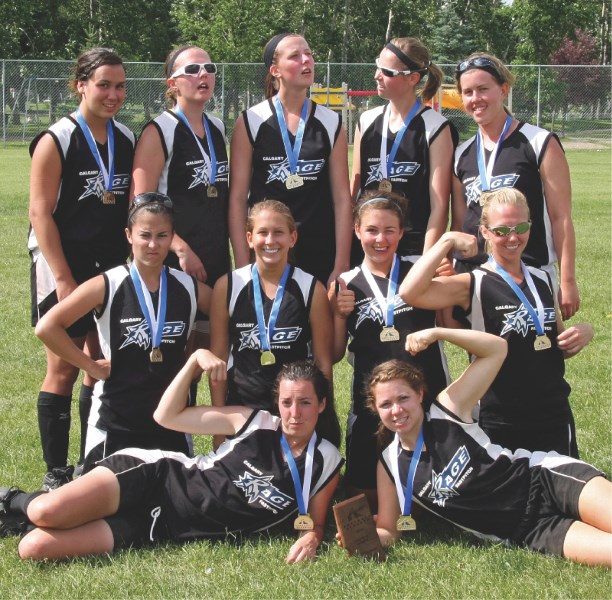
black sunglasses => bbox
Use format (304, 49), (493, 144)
(131, 192), (174, 210)
(455, 57), (504, 83)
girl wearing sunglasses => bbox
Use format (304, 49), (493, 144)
(350, 37), (455, 263)
(452, 52), (579, 322)
(34, 194), (214, 469)
(399, 187), (593, 456)
(229, 33), (352, 286)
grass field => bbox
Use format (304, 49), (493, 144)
(0, 145), (610, 597)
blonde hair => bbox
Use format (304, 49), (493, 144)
(480, 188), (530, 254)
(246, 199), (297, 233)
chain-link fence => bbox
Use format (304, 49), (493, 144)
(2, 59), (610, 145)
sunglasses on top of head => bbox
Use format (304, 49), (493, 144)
(170, 62), (217, 79)
(485, 222), (531, 237)
(131, 192), (174, 210)
(375, 58), (415, 78)
(455, 57), (504, 82)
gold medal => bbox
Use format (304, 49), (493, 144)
(378, 179), (392, 193)
(286, 174), (304, 189)
(396, 515), (417, 531)
(207, 185), (218, 198)
(260, 350), (276, 366)
(102, 190), (116, 205)
(150, 347), (163, 363)
(294, 513), (314, 531)
(534, 334), (552, 351)
(380, 326), (400, 343)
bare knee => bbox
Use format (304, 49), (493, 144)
(27, 494), (63, 527)
(18, 529), (54, 561)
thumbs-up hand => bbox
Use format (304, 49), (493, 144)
(329, 277), (355, 319)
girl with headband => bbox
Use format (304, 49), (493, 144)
(330, 190), (449, 508)
(452, 52), (579, 321)
(351, 37), (455, 263)
(229, 33), (352, 286)
(28, 48), (136, 490)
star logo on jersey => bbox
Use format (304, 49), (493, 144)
(233, 471), (293, 510)
(119, 319), (186, 350)
(364, 159), (421, 186)
(78, 172), (105, 201)
(355, 296), (406, 328)
(187, 160), (229, 190)
(428, 445), (471, 507)
(465, 174), (520, 206)
(266, 158), (325, 185)
(237, 325), (302, 351)
(499, 305), (556, 337)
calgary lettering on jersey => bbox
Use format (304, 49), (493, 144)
(265, 158), (325, 185)
(464, 173), (520, 206)
(238, 325), (302, 351)
(187, 160), (229, 190)
(427, 445), (473, 507)
(233, 469), (293, 515)
(78, 172), (131, 201)
(355, 296), (410, 328)
(364, 159), (421, 186)
(118, 319), (186, 350)
(499, 305), (556, 337)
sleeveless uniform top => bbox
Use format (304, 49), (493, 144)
(145, 110), (230, 287)
(380, 401), (581, 543)
(341, 257), (449, 414)
(28, 116), (135, 277)
(466, 266), (570, 428)
(226, 264), (316, 409)
(243, 99), (341, 282)
(89, 264), (197, 434)
(358, 105), (453, 255)
(454, 122), (559, 268)
(107, 410), (344, 540)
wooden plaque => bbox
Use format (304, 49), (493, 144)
(333, 494), (386, 561)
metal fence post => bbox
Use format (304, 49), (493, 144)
(537, 66), (541, 128)
(2, 60), (5, 144)
(221, 63), (225, 123)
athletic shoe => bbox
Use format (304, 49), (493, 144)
(42, 466), (74, 491)
(0, 487), (27, 537)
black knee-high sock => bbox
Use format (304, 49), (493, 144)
(78, 384), (94, 464)
(8, 490), (46, 517)
(37, 392), (71, 471)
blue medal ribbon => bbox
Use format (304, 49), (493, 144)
(274, 97), (308, 176)
(129, 263), (168, 350)
(251, 264), (291, 353)
(488, 256), (546, 336)
(476, 114), (512, 192)
(173, 106), (217, 185)
(389, 428), (424, 517)
(280, 431), (317, 516)
(75, 109), (115, 193)
(379, 98), (422, 181)
(361, 254), (400, 329)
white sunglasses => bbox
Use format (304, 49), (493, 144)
(170, 62), (217, 78)
(375, 58), (413, 78)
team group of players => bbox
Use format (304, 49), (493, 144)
(0, 33), (610, 567)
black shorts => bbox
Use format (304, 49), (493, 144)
(509, 457), (604, 557)
(344, 410), (379, 489)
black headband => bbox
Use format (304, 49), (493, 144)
(384, 42), (427, 73)
(264, 33), (292, 69)
(167, 46), (193, 77)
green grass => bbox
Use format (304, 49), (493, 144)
(0, 146), (610, 597)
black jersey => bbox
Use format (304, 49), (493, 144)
(342, 257), (449, 414)
(90, 265), (197, 435)
(467, 266), (570, 428)
(381, 401), (587, 542)
(28, 115), (135, 275)
(454, 122), (558, 268)
(243, 99), (341, 282)
(145, 110), (230, 287)
(226, 264), (316, 409)
(103, 410), (343, 541)
(358, 105), (452, 255)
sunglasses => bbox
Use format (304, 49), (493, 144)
(170, 62), (217, 78)
(485, 222), (531, 237)
(131, 192), (174, 210)
(455, 57), (504, 82)
(375, 58), (414, 78)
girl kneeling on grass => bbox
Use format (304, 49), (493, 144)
(0, 357), (342, 564)
(351, 327), (611, 567)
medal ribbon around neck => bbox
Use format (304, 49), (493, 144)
(379, 98), (422, 181)
(251, 264), (291, 354)
(361, 254), (400, 330)
(280, 431), (317, 517)
(274, 96), (309, 177)
(476, 114), (512, 192)
(488, 256), (546, 336)
(75, 109), (115, 193)
(129, 262), (168, 351)
(388, 428), (424, 518)
(173, 107), (217, 186)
